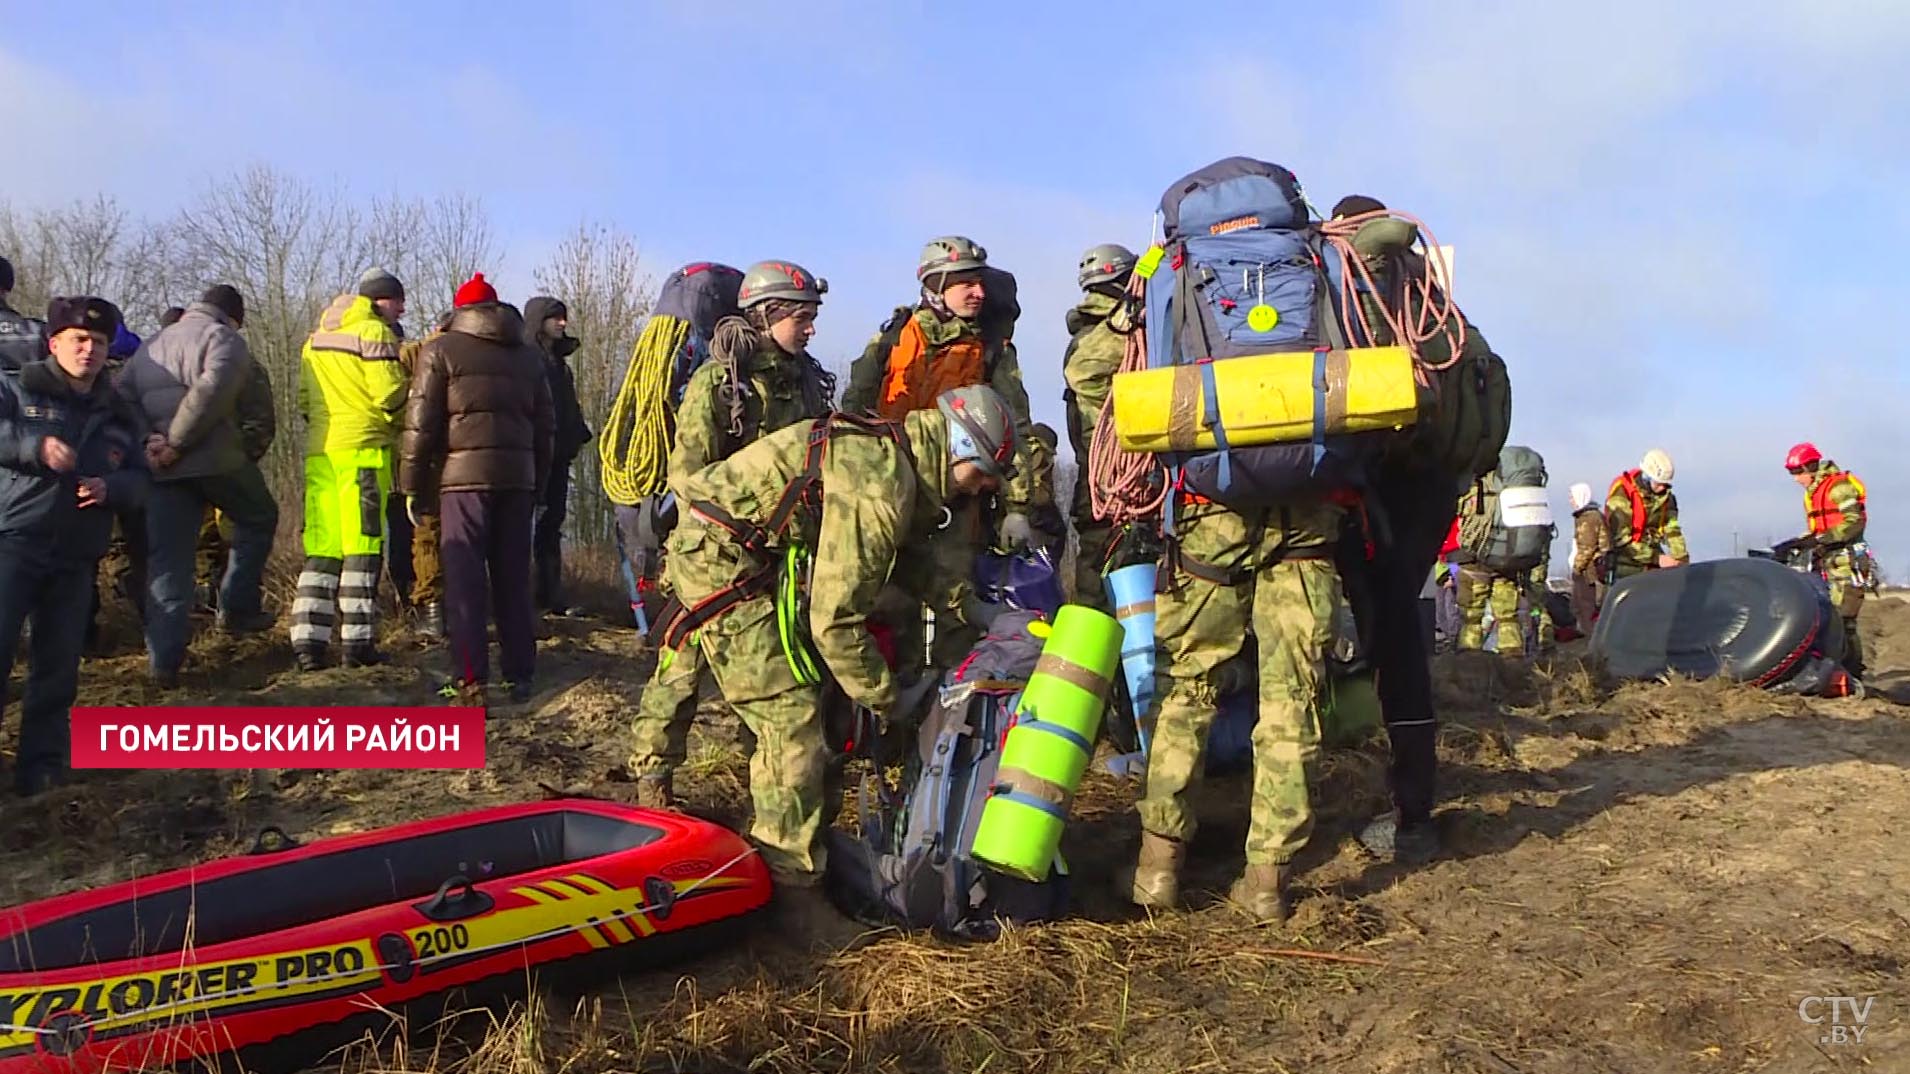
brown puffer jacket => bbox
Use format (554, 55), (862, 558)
(399, 304), (555, 500)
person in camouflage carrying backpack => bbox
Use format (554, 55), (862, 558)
(1452, 445), (1556, 655)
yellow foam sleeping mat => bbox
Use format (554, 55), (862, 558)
(1110, 345), (1420, 453)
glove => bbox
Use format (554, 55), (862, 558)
(960, 592), (1006, 633)
(405, 495), (421, 527)
(997, 511), (1034, 550)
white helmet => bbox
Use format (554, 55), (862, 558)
(1640, 448), (1675, 486)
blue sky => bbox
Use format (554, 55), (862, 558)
(5, 0), (1907, 574)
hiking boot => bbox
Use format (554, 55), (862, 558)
(772, 878), (865, 951)
(295, 647), (326, 672)
(507, 681), (533, 704)
(149, 666), (180, 690)
(1358, 813), (1442, 865)
(217, 608), (274, 635)
(1228, 863), (1289, 923)
(416, 601), (444, 639)
(633, 773), (675, 810)
(342, 645), (388, 668)
(1127, 831), (1185, 909)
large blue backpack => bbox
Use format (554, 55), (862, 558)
(824, 610), (1070, 939)
(1144, 157), (1382, 509)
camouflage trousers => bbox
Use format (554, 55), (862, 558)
(1457, 564), (1552, 654)
(1821, 547), (1868, 675)
(1137, 499), (1343, 867)
(627, 601), (705, 779)
(881, 495), (992, 678)
(662, 517), (834, 882)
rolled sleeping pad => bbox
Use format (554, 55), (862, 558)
(1104, 562), (1158, 758)
(970, 604), (1123, 881)
(1109, 345), (1420, 453)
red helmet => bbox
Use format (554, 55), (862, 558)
(1784, 442), (1822, 471)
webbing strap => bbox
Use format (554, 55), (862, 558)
(1197, 359), (1231, 492)
(1310, 346), (1329, 474)
(657, 567), (776, 650)
(1011, 716), (1094, 757)
(989, 789), (1069, 822)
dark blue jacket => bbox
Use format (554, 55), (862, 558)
(0, 356), (150, 562)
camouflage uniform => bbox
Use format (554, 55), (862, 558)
(1138, 494), (1345, 871)
(1605, 472), (1688, 580)
(627, 339), (832, 787)
(1456, 557), (1552, 654)
(1026, 423), (1067, 562)
(1569, 504), (1611, 629)
(841, 307), (1050, 668)
(1453, 483), (1552, 654)
(1801, 465), (1870, 676)
(661, 408), (956, 882)
(1061, 291), (1126, 610)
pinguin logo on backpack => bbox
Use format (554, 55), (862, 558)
(1209, 215), (1262, 235)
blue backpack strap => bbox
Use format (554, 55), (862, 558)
(1197, 359), (1232, 492)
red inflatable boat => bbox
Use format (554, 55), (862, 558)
(0, 799), (772, 1073)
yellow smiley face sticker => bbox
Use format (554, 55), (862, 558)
(1247, 304), (1280, 332)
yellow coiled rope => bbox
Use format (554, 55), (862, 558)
(599, 315), (691, 506)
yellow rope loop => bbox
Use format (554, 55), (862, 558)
(599, 315), (691, 506)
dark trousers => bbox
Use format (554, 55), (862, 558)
(441, 489), (536, 686)
(533, 464), (571, 610)
(1336, 466), (1457, 825)
(0, 547), (95, 789)
(88, 506), (149, 642)
(146, 466), (278, 672)
(386, 491), (415, 605)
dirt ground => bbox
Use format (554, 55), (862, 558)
(2, 573), (1905, 1074)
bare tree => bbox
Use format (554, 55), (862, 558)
(0, 195), (174, 330)
(531, 221), (656, 547)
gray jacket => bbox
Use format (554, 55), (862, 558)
(117, 301), (254, 481)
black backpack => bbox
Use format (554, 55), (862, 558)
(824, 610), (1070, 939)
(654, 262), (745, 407)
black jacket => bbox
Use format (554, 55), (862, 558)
(0, 303), (45, 374)
(522, 296), (593, 463)
(0, 357), (150, 561)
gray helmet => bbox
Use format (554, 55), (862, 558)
(937, 384), (1018, 480)
(1077, 243), (1138, 290)
(917, 236), (988, 283)
(737, 260), (827, 309)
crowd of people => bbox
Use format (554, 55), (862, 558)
(0, 206), (1878, 930)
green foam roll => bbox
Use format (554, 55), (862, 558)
(970, 604), (1123, 881)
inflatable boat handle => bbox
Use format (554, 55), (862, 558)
(418, 874), (495, 922)
(247, 825), (301, 854)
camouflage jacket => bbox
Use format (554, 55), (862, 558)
(1061, 292), (1125, 475)
(677, 409), (955, 711)
(1571, 506), (1611, 576)
(669, 339), (830, 501)
(841, 306), (1048, 513)
(1605, 473), (1688, 570)
(1804, 467), (1865, 547)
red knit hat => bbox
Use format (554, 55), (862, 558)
(453, 272), (498, 308)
